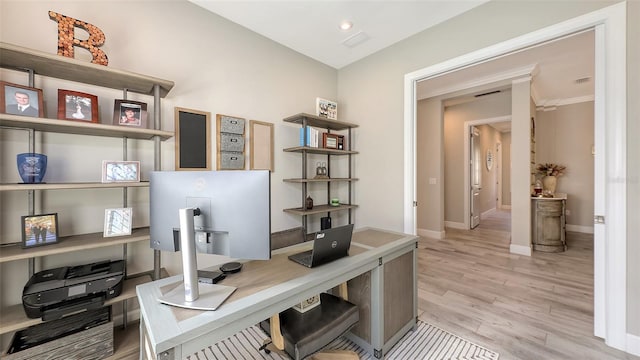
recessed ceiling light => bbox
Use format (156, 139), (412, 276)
(339, 20), (353, 31)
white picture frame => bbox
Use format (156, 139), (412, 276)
(102, 160), (140, 183)
(316, 97), (337, 120)
(104, 207), (132, 237)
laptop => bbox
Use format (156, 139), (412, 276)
(288, 224), (354, 268)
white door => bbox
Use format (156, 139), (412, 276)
(470, 126), (481, 228)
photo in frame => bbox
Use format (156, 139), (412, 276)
(21, 213), (59, 248)
(0, 81), (44, 118)
(102, 160), (140, 183)
(57, 89), (98, 123)
(316, 97), (337, 120)
(104, 208), (132, 237)
(322, 133), (344, 150)
(113, 99), (147, 128)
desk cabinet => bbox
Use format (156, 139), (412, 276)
(531, 195), (567, 252)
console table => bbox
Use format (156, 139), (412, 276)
(531, 193), (567, 252)
(136, 227), (418, 360)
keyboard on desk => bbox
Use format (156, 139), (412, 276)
(288, 250), (313, 267)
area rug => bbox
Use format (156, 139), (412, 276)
(189, 320), (499, 360)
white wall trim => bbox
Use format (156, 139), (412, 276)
(509, 243), (532, 256)
(627, 333), (640, 357)
(566, 224), (594, 234)
(444, 221), (466, 230)
(536, 94), (595, 111)
(417, 64), (538, 100)
(500, 205), (512, 210)
(404, 1), (627, 351)
(417, 228), (445, 239)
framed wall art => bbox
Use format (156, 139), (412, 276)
(102, 160), (140, 183)
(316, 97), (337, 120)
(21, 213), (59, 248)
(104, 208), (132, 237)
(57, 89), (98, 123)
(175, 107), (212, 170)
(322, 133), (344, 150)
(0, 81), (44, 118)
(113, 99), (147, 128)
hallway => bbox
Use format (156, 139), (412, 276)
(416, 211), (637, 359)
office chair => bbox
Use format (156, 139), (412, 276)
(260, 227), (359, 360)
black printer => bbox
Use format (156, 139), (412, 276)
(22, 260), (124, 320)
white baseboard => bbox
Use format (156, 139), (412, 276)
(444, 221), (466, 230)
(500, 204), (512, 210)
(566, 224), (594, 234)
(510, 243), (532, 256)
(628, 332), (640, 356)
(418, 228), (445, 239)
(481, 208), (496, 218)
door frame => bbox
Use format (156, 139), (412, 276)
(464, 116), (511, 230)
(403, 2), (626, 350)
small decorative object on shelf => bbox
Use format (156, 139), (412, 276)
(113, 99), (148, 128)
(49, 11), (109, 66)
(316, 97), (337, 120)
(330, 198), (340, 207)
(323, 133), (345, 149)
(16, 153), (47, 183)
(102, 160), (140, 183)
(535, 163), (565, 194)
(104, 208), (133, 237)
(57, 89), (98, 123)
(315, 162), (328, 179)
(1, 81), (44, 118)
(306, 195), (314, 210)
(21, 213), (59, 248)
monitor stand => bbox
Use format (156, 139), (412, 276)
(158, 208), (236, 311)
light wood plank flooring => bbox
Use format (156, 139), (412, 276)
(417, 209), (638, 360)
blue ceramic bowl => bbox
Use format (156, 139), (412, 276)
(16, 153), (47, 183)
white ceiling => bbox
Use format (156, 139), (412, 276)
(190, 0), (594, 125)
(189, 0), (489, 69)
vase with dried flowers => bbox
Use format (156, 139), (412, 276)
(535, 163), (566, 194)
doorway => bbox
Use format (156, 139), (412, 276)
(404, 3), (627, 350)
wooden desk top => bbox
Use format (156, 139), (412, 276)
(137, 227), (417, 358)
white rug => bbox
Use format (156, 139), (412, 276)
(189, 320), (499, 360)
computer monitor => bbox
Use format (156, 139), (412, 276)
(149, 170), (271, 260)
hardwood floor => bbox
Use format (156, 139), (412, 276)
(417, 209), (638, 360)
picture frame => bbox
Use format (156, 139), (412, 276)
(21, 213), (59, 248)
(102, 160), (140, 183)
(0, 81), (44, 118)
(104, 208), (132, 237)
(249, 120), (274, 171)
(57, 89), (99, 123)
(113, 99), (147, 128)
(316, 97), (337, 120)
(322, 133), (344, 150)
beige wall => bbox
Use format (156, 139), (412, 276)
(536, 102), (595, 230)
(501, 131), (512, 206)
(439, 91), (511, 225)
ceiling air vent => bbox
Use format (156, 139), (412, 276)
(474, 90), (501, 98)
(341, 31), (370, 49)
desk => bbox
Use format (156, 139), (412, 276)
(137, 227), (418, 360)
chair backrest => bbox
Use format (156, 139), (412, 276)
(270, 227), (306, 250)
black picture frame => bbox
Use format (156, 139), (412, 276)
(21, 213), (59, 248)
(113, 99), (148, 128)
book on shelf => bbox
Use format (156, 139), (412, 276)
(299, 126), (319, 147)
